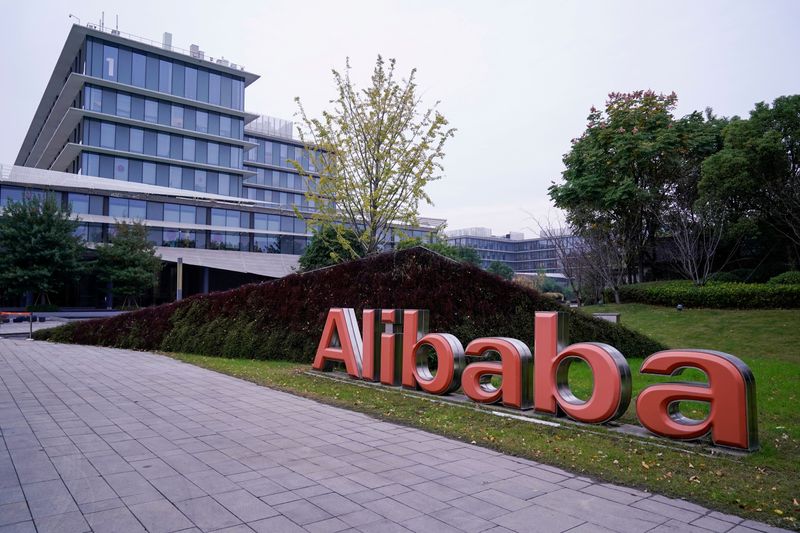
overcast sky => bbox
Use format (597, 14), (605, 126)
(1, 1), (798, 236)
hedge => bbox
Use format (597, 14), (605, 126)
(768, 271), (800, 285)
(36, 247), (665, 360)
(619, 280), (800, 309)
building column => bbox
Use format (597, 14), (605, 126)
(202, 267), (210, 294)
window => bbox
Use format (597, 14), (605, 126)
(118, 48), (132, 84)
(208, 113), (219, 136)
(88, 87), (102, 112)
(164, 203), (180, 223)
(82, 153), (99, 176)
(129, 160), (143, 182)
(220, 76), (232, 108)
(184, 108), (196, 131)
(183, 138), (195, 161)
(103, 44), (118, 81)
(143, 131), (157, 155)
(169, 166), (181, 188)
(131, 96), (144, 120)
(170, 136), (182, 160)
(196, 111), (208, 133)
(115, 125), (130, 151)
(157, 133), (170, 157)
(132, 52), (146, 87)
(146, 201), (163, 221)
(172, 63), (185, 97)
(101, 90), (116, 115)
(129, 199), (146, 220)
(185, 67), (197, 100)
(68, 194), (89, 214)
(220, 115), (231, 137)
(211, 209), (226, 227)
(218, 173), (230, 196)
(159, 60), (172, 93)
(208, 143), (219, 165)
(209, 73), (221, 105)
(158, 101), (170, 125)
(143, 162), (156, 185)
(194, 170), (206, 192)
(232, 79), (243, 110)
(181, 168), (193, 190)
(179, 204), (194, 224)
(100, 122), (115, 148)
(170, 105), (184, 128)
(197, 69), (209, 102)
(146, 56), (159, 90)
(109, 197), (128, 218)
(144, 99), (158, 123)
(130, 128), (144, 153)
(113, 158), (128, 180)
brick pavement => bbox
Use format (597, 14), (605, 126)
(0, 339), (790, 532)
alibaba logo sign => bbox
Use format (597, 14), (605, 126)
(313, 309), (759, 452)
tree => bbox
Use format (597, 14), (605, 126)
(550, 91), (683, 280)
(95, 222), (162, 308)
(0, 193), (83, 304)
(299, 225), (363, 271)
(294, 56), (455, 256)
(487, 261), (514, 280)
(395, 238), (482, 265)
(700, 95), (800, 265)
(534, 217), (588, 305)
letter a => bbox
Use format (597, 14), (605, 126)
(313, 308), (363, 378)
(636, 350), (758, 451)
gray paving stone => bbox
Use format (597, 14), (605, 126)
(0, 520), (36, 533)
(0, 502), (30, 527)
(32, 511), (91, 533)
(128, 499), (194, 533)
(0, 340), (787, 533)
(175, 495), (242, 530)
(84, 507), (147, 533)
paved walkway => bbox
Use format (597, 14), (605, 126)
(0, 340), (788, 533)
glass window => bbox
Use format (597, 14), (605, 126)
(159, 60), (172, 93)
(185, 67), (197, 100)
(194, 170), (206, 192)
(88, 87), (102, 111)
(144, 99), (158, 123)
(89, 195), (104, 215)
(184, 108), (196, 131)
(197, 69), (209, 102)
(206, 172), (218, 194)
(158, 101), (170, 125)
(281, 216), (294, 232)
(129, 199), (146, 220)
(208, 143), (219, 165)
(100, 122), (115, 148)
(147, 201), (163, 221)
(196, 111), (208, 133)
(219, 145), (230, 167)
(82, 152), (99, 176)
(68, 193), (89, 214)
(142, 162), (156, 185)
(157, 133), (170, 157)
(195, 140), (207, 164)
(143, 130), (157, 155)
(218, 173), (229, 196)
(101, 89), (116, 114)
(118, 48), (132, 84)
(220, 116), (231, 137)
(103, 44), (118, 81)
(113, 158), (128, 180)
(109, 197), (128, 218)
(208, 113), (219, 136)
(170, 105), (184, 128)
(130, 128), (144, 153)
(181, 168), (193, 190)
(129, 160), (143, 182)
(172, 63), (185, 97)
(179, 204), (194, 224)
(145, 55), (159, 90)
(211, 208), (226, 227)
(132, 52), (146, 87)
(195, 207), (207, 225)
(232, 79), (243, 110)
(156, 163), (169, 187)
(226, 210), (238, 227)
(131, 96), (144, 120)
(220, 76), (232, 108)
(87, 224), (104, 243)
(170, 136), (182, 160)
(115, 125), (130, 151)
(169, 166), (181, 188)
(164, 203), (180, 222)
(209, 73), (221, 105)
(183, 138), (195, 161)
(87, 120), (101, 146)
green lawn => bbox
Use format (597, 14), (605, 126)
(169, 304), (800, 530)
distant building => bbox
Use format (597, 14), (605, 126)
(3, 23), (442, 306)
(446, 227), (574, 274)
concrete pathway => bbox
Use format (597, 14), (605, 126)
(0, 339), (789, 533)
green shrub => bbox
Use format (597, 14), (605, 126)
(25, 304), (60, 312)
(35, 248), (666, 360)
(619, 280), (800, 309)
(768, 271), (800, 285)
(707, 271), (741, 283)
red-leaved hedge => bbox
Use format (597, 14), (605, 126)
(35, 247), (665, 360)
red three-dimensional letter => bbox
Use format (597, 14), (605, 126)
(312, 308), (362, 378)
(636, 350), (758, 451)
(462, 338), (533, 409)
(534, 312), (631, 423)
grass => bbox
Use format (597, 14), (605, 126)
(167, 304), (799, 530)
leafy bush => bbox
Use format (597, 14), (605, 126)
(768, 271), (800, 285)
(619, 280), (800, 309)
(35, 247), (665, 360)
(25, 304), (60, 312)
(707, 271), (741, 283)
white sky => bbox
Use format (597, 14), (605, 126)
(1, 0), (798, 237)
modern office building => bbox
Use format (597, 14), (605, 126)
(446, 227), (572, 274)
(2, 23), (442, 305)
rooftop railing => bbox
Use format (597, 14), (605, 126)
(83, 23), (248, 72)
(244, 114), (296, 140)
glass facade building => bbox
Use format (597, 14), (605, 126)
(9, 23), (443, 301)
(447, 228), (573, 274)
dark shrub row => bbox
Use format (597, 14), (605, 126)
(36, 248), (665, 360)
(768, 271), (800, 285)
(619, 280), (800, 309)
